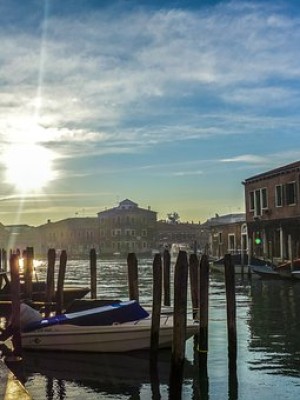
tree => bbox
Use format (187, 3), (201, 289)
(167, 212), (180, 224)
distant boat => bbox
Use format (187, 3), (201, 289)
(251, 264), (283, 279)
(291, 270), (300, 280)
(170, 243), (193, 260)
(211, 254), (275, 274)
(251, 259), (300, 280)
(21, 300), (199, 353)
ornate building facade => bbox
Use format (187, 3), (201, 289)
(98, 199), (157, 257)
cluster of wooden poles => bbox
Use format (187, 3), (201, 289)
(71, 247), (238, 395)
(5, 247), (238, 397)
(5, 247), (68, 357)
(123, 249), (238, 391)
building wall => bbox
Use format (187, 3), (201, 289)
(244, 162), (300, 223)
(4, 225), (40, 256)
(210, 221), (247, 258)
(0, 199), (207, 260)
(98, 199), (157, 256)
(37, 218), (100, 259)
(156, 220), (206, 253)
(243, 161), (300, 262)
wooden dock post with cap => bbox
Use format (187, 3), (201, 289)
(127, 252), (139, 302)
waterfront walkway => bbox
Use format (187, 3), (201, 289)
(0, 360), (31, 400)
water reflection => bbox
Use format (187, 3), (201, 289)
(21, 348), (196, 400)
(2, 260), (300, 399)
(248, 278), (300, 377)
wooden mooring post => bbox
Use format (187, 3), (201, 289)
(163, 248), (171, 306)
(1, 249), (7, 271)
(45, 248), (56, 317)
(189, 253), (199, 319)
(90, 248), (97, 299)
(127, 252), (139, 301)
(224, 253), (237, 370)
(9, 253), (22, 358)
(198, 254), (209, 368)
(56, 250), (67, 315)
(24, 246), (34, 300)
(150, 253), (162, 364)
(169, 250), (189, 398)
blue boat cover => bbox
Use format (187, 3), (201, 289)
(23, 300), (149, 333)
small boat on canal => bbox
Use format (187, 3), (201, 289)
(21, 300), (199, 353)
(251, 259), (300, 280)
(251, 264), (283, 279)
(211, 253), (275, 274)
(0, 270), (90, 306)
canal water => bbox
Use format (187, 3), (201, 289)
(2, 258), (300, 399)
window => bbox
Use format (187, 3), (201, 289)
(286, 182), (296, 205)
(250, 188), (268, 216)
(275, 185), (283, 207)
(261, 188), (268, 209)
(228, 234), (235, 253)
(249, 191), (255, 211)
(218, 232), (222, 244)
(255, 189), (261, 216)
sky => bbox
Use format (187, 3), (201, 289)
(1, 0), (300, 227)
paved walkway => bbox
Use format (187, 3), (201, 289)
(0, 360), (31, 400)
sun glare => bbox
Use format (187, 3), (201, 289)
(4, 143), (55, 192)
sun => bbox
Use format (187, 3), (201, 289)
(4, 143), (55, 192)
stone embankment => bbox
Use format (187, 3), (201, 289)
(0, 360), (31, 400)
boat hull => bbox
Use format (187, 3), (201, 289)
(211, 254), (275, 274)
(21, 316), (199, 353)
(0, 272), (90, 306)
(210, 263), (251, 274)
(251, 265), (293, 280)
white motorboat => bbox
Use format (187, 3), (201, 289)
(21, 301), (199, 353)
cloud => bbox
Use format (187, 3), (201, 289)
(171, 170), (204, 177)
(220, 154), (266, 163)
(1, 1), (300, 159)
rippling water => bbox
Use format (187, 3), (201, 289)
(2, 258), (300, 399)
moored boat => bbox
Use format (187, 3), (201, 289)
(291, 270), (300, 279)
(21, 301), (198, 353)
(0, 271), (90, 306)
(251, 259), (300, 280)
(211, 254), (274, 274)
(251, 264), (283, 279)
